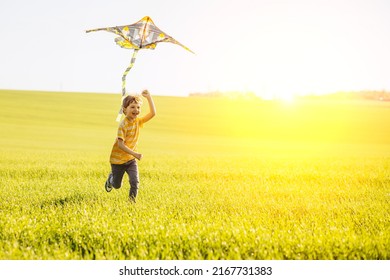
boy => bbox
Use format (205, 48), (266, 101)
(105, 89), (156, 203)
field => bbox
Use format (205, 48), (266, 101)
(0, 89), (389, 260)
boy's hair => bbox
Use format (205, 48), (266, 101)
(122, 95), (142, 108)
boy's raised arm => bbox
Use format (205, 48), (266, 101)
(141, 90), (156, 123)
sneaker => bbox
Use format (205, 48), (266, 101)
(105, 173), (113, 192)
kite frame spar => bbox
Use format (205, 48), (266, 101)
(86, 16), (194, 121)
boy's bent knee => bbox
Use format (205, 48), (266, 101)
(113, 183), (122, 189)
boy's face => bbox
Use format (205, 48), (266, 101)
(124, 101), (141, 120)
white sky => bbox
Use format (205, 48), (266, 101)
(0, 0), (389, 98)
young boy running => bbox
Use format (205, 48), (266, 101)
(105, 90), (156, 202)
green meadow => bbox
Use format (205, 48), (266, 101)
(0, 89), (389, 259)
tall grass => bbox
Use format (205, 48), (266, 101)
(0, 90), (389, 259)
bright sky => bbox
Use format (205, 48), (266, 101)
(1, 0), (389, 98)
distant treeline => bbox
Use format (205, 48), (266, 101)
(189, 90), (390, 101)
(302, 90), (390, 101)
(188, 91), (257, 99)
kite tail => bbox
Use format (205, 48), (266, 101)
(116, 49), (139, 122)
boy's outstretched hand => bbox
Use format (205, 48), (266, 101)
(141, 89), (150, 98)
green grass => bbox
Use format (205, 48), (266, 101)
(0, 89), (389, 259)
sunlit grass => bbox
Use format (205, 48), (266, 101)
(0, 90), (389, 259)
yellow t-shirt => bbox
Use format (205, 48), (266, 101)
(109, 117), (145, 164)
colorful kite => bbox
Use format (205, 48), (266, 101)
(86, 16), (194, 121)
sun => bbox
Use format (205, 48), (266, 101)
(210, 41), (356, 101)
(276, 92), (295, 103)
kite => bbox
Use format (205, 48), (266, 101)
(86, 16), (194, 121)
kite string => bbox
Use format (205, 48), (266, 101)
(116, 49), (139, 122)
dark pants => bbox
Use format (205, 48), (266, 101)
(111, 159), (139, 199)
